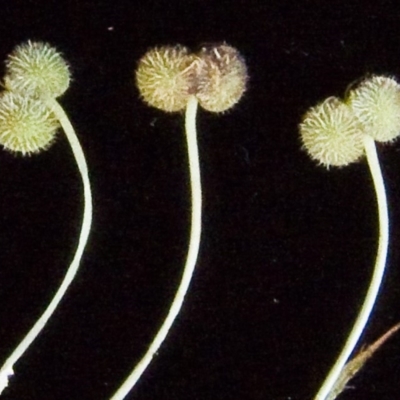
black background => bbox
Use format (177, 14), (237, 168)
(0, 1), (399, 399)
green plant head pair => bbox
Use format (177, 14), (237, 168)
(0, 41), (70, 155)
(300, 75), (400, 167)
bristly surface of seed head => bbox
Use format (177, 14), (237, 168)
(136, 45), (197, 112)
(5, 41), (71, 98)
(300, 97), (365, 167)
(347, 75), (400, 143)
(0, 91), (59, 155)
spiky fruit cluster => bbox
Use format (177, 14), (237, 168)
(300, 75), (400, 168)
(0, 91), (59, 155)
(0, 41), (71, 155)
(5, 41), (71, 98)
(135, 43), (248, 113)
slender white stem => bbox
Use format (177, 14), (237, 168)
(315, 135), (389, 400)
(0, 98), (92, 395)
(110, 95), (202, 400)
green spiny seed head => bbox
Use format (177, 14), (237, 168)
(347, 75), (400, 143)
(299, 97), (365, 167)
(194, 44), (248, 113)
(0, 91), (60, 155)
(5, 41), (71, 99)
(136, 46), (196, 112)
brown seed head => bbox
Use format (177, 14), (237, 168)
(194, 44), (247, 113)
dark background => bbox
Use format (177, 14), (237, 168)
(0, 1), (399, 399)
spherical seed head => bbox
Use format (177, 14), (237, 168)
(347, 75), (400, 142)
(135, 46), (196, 112)
(5, 41), (71, 98)
(0, 91), (60, 155)
(299, 97), (365, 167)
(195, 44), (247, 113)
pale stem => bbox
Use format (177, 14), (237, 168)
(314, 135), (389, 400)
(0, 98), (93, 395)
(110, 95), (202, 400)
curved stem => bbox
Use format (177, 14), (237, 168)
(110, 95), (201, 400)
(0, 98), (92, 395)
(315, 135), (389, 400)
